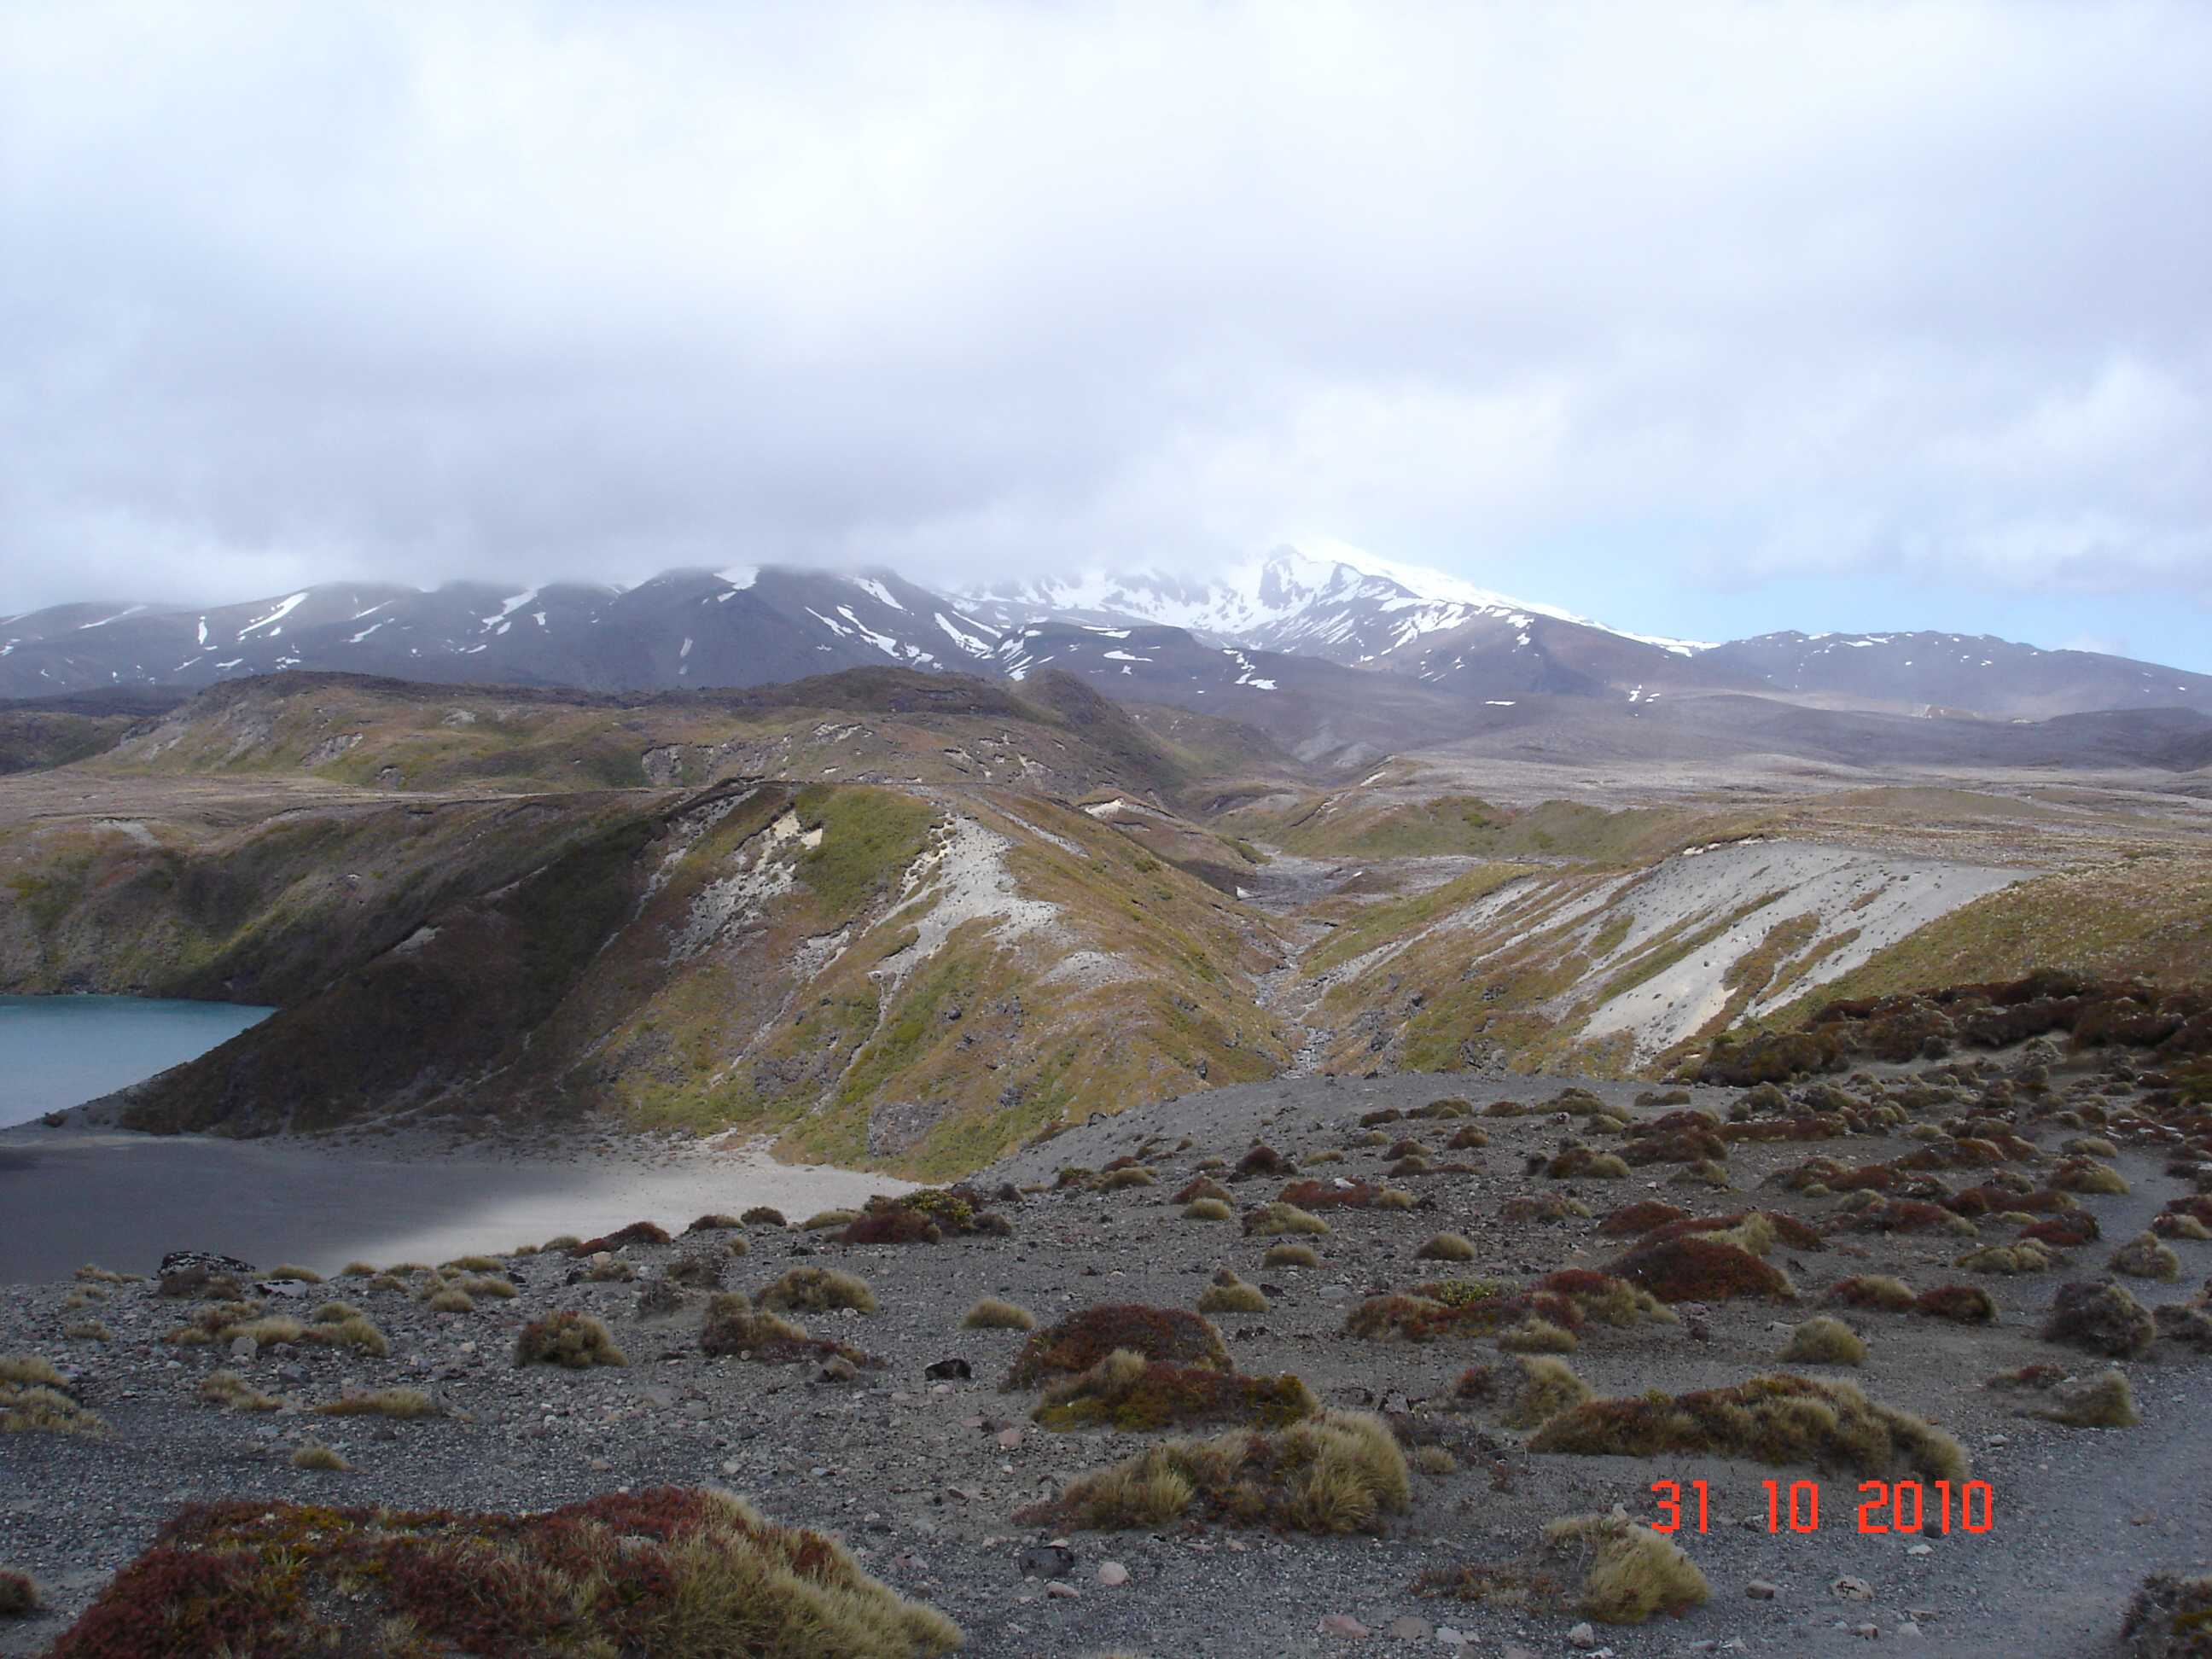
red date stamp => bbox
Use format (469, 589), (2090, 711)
(1651, 1479), (1994, 1535)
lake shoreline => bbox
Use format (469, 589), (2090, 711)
(0, 1118), (909, 1284)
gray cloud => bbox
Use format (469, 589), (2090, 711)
(3, 0), (2209, 627)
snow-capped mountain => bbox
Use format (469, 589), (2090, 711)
(958, 544), (1712, 667)
(0, 568), (1010, 698)
(960, 545), (1743, 705)
(6, 546), (2210, 729)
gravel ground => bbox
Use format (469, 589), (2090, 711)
(2, 1052), (2205, 1657)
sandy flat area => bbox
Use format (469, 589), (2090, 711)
(0, 1122), (908, 1283)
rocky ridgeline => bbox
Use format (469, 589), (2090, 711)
(2, 997), (2209, 1656)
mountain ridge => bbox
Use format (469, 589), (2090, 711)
(8, 546), (2210, 726)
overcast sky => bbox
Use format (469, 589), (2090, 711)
(3, 2), (2209, 667)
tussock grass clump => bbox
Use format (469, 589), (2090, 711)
(0, 1382), (108, 1438)
(740, 1207), (789, 1229)
(700, 1295), (882, 1369)
(1196, 1272), (1269, 1315)
(65, 1321), (112, 1342)
(1529, 1374), (1966, 1482)
(1182, 1198), (1234, 1222)
(1275, 1179), (1398, 1212)
(685, 1213), (742, 1233)
(460, 1275), (517, 1300)
(1668, 1158), (1732, 1189)
(1545, 1510), (1710, 1624)
(1233, 1144), (1292, 1180)
(1033, 1348), (1318, 1432)
(1348, 1281), (1582, 1344)
(1415, 1233), (1476, 1263)
(1606, 1237), (1795, 1303)
(2110, 1233), (2181, 1282)
(1958, 1242), (2057, 1275)
(756, 1266), (877, 1315)
(1416, 1445), (1458, 1476)
(1004, 1305), (1231, 1389)
(339, 1261), (379, 1278)
(1020, 1412), (1408, 1534)
(801, 1208), (861, 1231)
(47, 1490), (962, 1656)
(1641, 1210), (1824, 1256)
(198, 1369), (282, 1412)
(1598, 1201), (1691, 1237)
(0, 1567), (37, 1616)
(2022, 1213), (2101, 1249)
(2052, 1158), (2128, 1196)
(290, 1441), (348, 1472)
(1422, 1097), (1475, 1119)
(572, 1221), (672, 1254)
(963, 1299), (1037, 1331)
(515, 1312), (626, 1370)
(666, 1255), (725, 1289)
(309, 1315), (390, 1358)
(311, 1301), (363, 1324)
(1828, 1274), (1917, 1312)
(1262, 1242), (1321, 1269)
(1504, 1356), (1594, 1429)
(1534, 1270), (1677, 1328)
(1780, 1317), (1866, 1365)
(1242, 1202), (1330, 1237)
(264, 1265), (323, 1284)
(426, 1289), (475, 1314)
(1501, 1192), (1592, 1223)
(1375, 1188), (1416, 1211)
(0, 1355), (65, 1388)
(1447, 1124), (1490, 1150)
(1498, 1318), (1579, 1354)
(2035, 1370), (2138, 1429)
(1540, 1273), (1672, 1336)
(831, 1194), (933, 1247)
(2044, 1282), (2156, 1357)
(318, 1388), (439, 1419)
(2121, 1571), (2212, 1659)
(1102, 1166), (1155, 1190)
(441, 1254), (504, 1273)
(2151, 1213), (2212, 1240)
(1173, 1176), (1235, 1207)
(1913, 1284), (1997, 1324)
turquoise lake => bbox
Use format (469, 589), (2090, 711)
(0, 996), (275, 1128)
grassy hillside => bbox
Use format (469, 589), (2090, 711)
(95, 668), (1263, 810)
(1216, 788), (1774, 864)
(1758, 853), (2212, 1022)
(5, 771), (1286, 1174)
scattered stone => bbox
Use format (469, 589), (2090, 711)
(1016, 1543), (1074, 1580)
(1319, 1614), (1370, 1637)
(924, 1358), (972, 1381)
(1097, 1561), (1129, 1586)
(1747, 1580), (1779, 1599)
(1386, 1614), (1432, 1639)
(1833, 1575), (1875, 1600)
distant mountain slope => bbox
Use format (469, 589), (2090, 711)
(94, 666), (1286, 808)
(0, 568), (1009, 699)
(1700, 630), (2212, 719)
(9, 547), (2209, 727)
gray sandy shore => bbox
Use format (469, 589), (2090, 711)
(0, 1122), (907, 1284)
